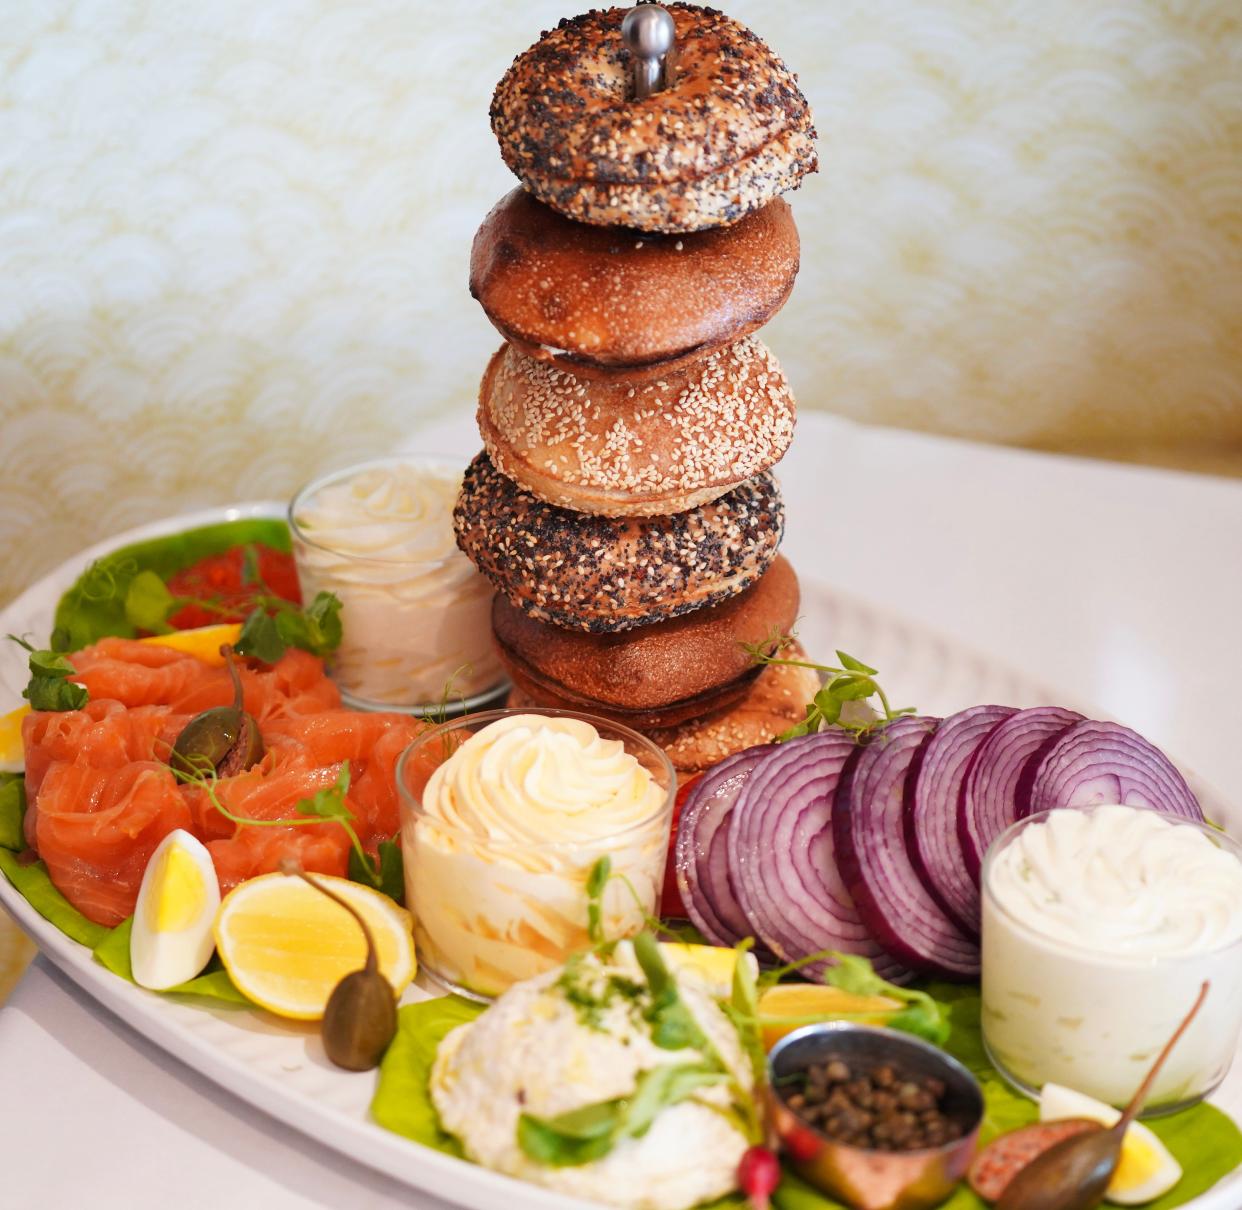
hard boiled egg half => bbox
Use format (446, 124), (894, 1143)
(131, 830), (220, 990)
(1040, 1083), (1182, 1204)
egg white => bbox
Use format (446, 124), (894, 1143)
(130, 829), (220, 991)
(1039, 1082), (1182, 1205)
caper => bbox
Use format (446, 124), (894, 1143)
(323, 966), (398, 1072)
(169, 645), (264, 781)
(282, 862), (398, 1071)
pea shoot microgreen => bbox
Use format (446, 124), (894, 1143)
(742, 633), (915, 740)
(170, 753), (384, 889)
(7, 634), (89, 711)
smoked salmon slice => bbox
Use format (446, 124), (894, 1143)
(23, 638), (424, 924)
(34, 759), (193, 927)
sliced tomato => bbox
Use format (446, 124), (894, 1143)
(165, 545), (302, 629)
(660, 774), (701, 920)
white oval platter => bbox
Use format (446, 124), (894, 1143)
(0, 505), (1238, 1210)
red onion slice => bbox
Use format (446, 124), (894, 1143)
(833, 715), (981, 980)
(674, 746), (777, 953)
(959, 705), (1083, 879)
(728, 731), (911, 983)
(907, 705), (1016, 937)
(1027, 719), (1203, 820)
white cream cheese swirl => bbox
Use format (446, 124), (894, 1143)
(291, 460), (502, 706)
(407, 714), (671, 997)
(988, 805), (1242, 956)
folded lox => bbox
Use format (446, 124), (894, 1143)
(21, 640), (424, 926)
(673, 706), (1203, 981)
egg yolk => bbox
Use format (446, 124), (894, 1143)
(144, 844), (207, 932)
(1114, 1135), (1163, 1190)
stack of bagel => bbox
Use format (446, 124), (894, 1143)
(453, 3), (821, 777)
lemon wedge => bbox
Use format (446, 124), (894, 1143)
(1039, 1083), (1182, 1204)
(0, 703), (30, 773)
(757, 982), (901, 1050)
(141, 623), (243, 665)
(659, 942), (758, 999)
(214, 872), (416, 1020)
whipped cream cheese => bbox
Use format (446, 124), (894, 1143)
(981, 805), (1242, 1107)
(404, 714), (672, 997)
(290, 459), (503, 708)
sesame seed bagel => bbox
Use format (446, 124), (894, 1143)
(492, 554), (800, 728)
(471, 189), (800, 377)
(645, 642), (821, 774)
(479, 336), (796, 517)
(490, 5), (817, 233)
(453, 452), (784, 633)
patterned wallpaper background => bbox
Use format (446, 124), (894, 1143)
(1, 0), (1241, 611)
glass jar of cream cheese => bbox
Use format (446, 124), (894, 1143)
(289, 457), (506, 713)
(397, 709), (676, 1000)
(981, 804), (1242, 1112)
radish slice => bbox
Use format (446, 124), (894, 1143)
(728, 731), (911, 983)
(907, 705), (1016, 937)
(833, 715), (981, 980)
(1027, 720), (1203, 821)
(674, 746), (777, 954)
(959, 706), (1083, 879)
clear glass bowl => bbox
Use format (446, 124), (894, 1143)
(288, 455), (507, 714)
(980, 806), (1242, 1113)
(396, 708), (676, 1001)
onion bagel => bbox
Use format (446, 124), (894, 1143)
(491, 555), (800, 729)
(479, 336), (795, 517)
(490, 4), (817, 233)
(453, 452), (784, 632)
(470, 189), (800, 376)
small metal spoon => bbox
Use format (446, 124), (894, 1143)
(622, 4), (676, 99)
(996, 981), (1210, 1210)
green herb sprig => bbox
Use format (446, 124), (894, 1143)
(7, 634), (89, 711)
(743, 636), (914, 740)
(171, 755), (383, 889)
(118, 562), (343, 665)
(233, 591), (343, 663)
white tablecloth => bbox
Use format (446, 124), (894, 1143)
(4, 412), (1241, 1209)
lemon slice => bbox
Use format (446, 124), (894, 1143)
(214, 872), (416, 1020)
(660, 942), (758, 999)
(141, 623), (243, 665)
(757, 982), (901, 1050)
(0, 703), (30, 773)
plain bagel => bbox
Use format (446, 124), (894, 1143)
(489, 554), (800, 729)
(470, 189), (800, 377)
(490, 4), (817, 233)
(478, 336), (796, 517)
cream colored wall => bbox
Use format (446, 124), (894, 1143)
(1, 0), (1241, 613)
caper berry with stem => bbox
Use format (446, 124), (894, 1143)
(169, 645), (264, 781)
(279, 860), (398, 1071)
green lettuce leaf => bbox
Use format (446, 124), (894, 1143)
(54, 517), (291, 651)
(371, 982), (1240, 1210)
(0, 848), (110, 948)
(0, 774), (25, 851)
(93, 917), (250, 1005)
(371, 996), (486, 1157)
